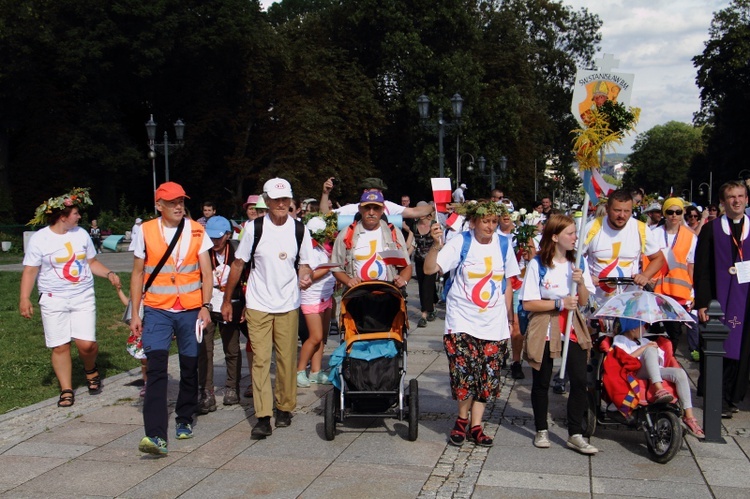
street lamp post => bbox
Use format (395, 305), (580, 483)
(477, 156), (507, 191)
(698, 182), (711, 204)
(417, 93), (463, 178)
(145, 114), (185, 185)
(458, 153), (476, 185)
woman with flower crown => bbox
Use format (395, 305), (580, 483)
(424, 200), (520, 447)
(19, 188), (121, 407)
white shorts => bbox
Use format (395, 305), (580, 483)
(39, 287), (97, 348)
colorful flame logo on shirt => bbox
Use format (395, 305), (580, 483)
(53, 242), (86, 283)
(596, 242), (634, 293)
(466, 256), (504, 310)
(356, 239), (386, 281)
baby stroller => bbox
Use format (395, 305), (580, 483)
(582, 279), (694, 463)
(324, 281), (419, 441)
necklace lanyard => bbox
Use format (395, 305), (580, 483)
(159, 219), (184, 279)
(663, 228), (678, 250)
(212, 244), (229, 288)
(731, 232), (744, 262)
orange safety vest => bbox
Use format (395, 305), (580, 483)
(651, 225), (695, 304)
(142, 219), (205, 310)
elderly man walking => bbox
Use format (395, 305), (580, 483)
(130, 182), (214, 456)
(222, 178), (314, 438)
(331, 190), (412, 289)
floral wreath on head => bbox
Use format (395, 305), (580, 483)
(29, 187), (93, 226)
(455, 200), (508, 220)
(302, 211), (338, 245)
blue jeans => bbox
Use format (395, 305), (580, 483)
(141, 307), (200, 440)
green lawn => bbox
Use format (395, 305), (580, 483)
(0, 272), (144, 414)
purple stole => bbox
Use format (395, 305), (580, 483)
(713, 216), (750, 360)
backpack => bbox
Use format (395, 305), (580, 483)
(441, 231), (509, 302)
(342, 220), (402, 250)
(249, 217), (305, 272)
(517, 255), (547, 333)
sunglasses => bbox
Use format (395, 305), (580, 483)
(686, 214), (699, 219)
(664, 209), (683, 216)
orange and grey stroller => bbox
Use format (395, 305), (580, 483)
(324, 281), (419, 441)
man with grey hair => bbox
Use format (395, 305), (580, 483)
(221, 178), (314, 439)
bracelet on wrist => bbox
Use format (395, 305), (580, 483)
(554, 298), (561, 311)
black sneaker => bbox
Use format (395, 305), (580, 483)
(251, 416), (273, 438)
(417, 318), (427, 328)
(427, 311), (437, 322)
(552, 382), (566, 394)
(510, 362), (525, 380)
(275, 410), (292, 428)
(721, 401), (734, 419)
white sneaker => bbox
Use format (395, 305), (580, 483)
(296, 371), (311, 388)
(533, 430), (550, 448)
(567, 434), (598, 455)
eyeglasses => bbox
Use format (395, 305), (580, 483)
(709, 208), (718, 212)
(664, 209), (683, 216)
(686, 214), (699, 219)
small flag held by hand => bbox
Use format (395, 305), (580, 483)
(379, 250), (409, 268)
(431, 178), (452, 213)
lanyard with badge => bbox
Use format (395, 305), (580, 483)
(730, 223), (750, 284)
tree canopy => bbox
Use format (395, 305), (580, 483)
(622, 121), (705, 197)
(0, 0), (602, 223)
(693, 0), (750, 191)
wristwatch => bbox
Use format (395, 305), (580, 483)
(202, 303), (213, 312)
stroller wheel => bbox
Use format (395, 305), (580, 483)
(324, 392), (336, 441)
(645, 411), (682, 463)
(408, 379), (419, 442)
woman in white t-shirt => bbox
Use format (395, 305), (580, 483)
(424, 201), (520, 448)
(19, 189), (121, 408)
(520, 214), (597, 454)
(297, 216), (337, 387)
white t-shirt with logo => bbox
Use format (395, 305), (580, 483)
(436, 232), (521, 341)
(23, 226), (97, 297)
(520, 257), (595, 339)
(234, 215), (313, 313)
(352, 227), (389, 281)
(582, 217), (660, 304)
(301, 245), (336, 305)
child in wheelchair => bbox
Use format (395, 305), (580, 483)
(613, 318), (704, 439)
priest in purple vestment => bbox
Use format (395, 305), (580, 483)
(694, 180), (750, 417)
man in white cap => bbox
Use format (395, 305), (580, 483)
(452, 183), (467, 203)
(221, 178), (314, 439)
(644, 201), (664, 229)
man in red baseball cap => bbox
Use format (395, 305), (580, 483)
(130, 181), (214, 456)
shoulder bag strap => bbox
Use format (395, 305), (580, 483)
(144, 217), (185, 293)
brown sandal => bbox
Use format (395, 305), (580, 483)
(84, 364), (102, 394)
(57, 389), (75, 407)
